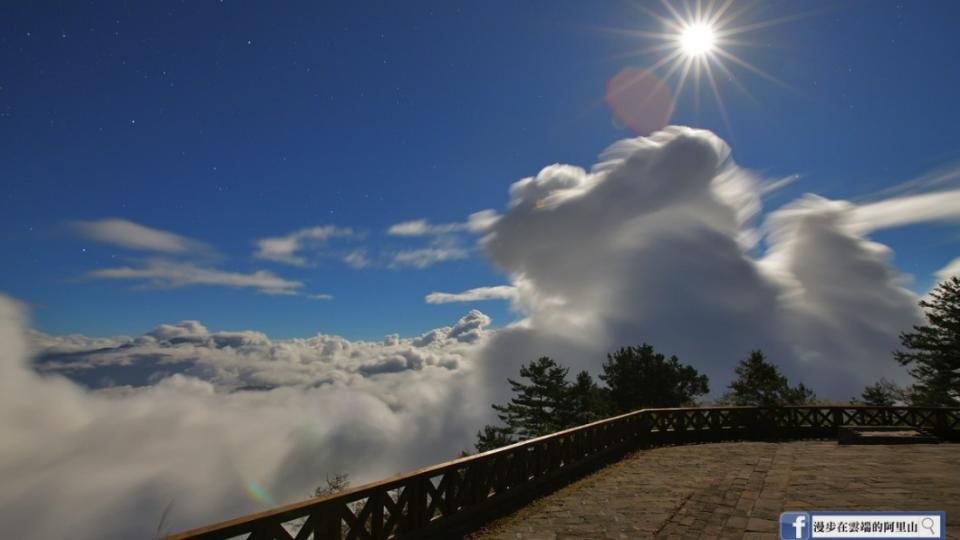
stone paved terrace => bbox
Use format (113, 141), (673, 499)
(467, 441), (959, 540)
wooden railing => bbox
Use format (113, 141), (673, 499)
(165, 406), (960, 540)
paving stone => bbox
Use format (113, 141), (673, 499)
(725, 515), (749, 529)
(745, 517), (776, 532)
(467, 441), (960, 539)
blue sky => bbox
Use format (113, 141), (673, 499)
(6, 4), (960, 537)
(2, 0), (959, 340)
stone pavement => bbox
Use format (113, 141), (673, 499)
(467, 441), (959, 539)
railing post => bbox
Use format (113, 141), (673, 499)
(745, 407), (760, 440)
(832, 407), (844, 437)
(318, 503), (342, 540)
(469, 461), (489, 506)
(443, 470), (459, 517)
(401, 478), (427, 532)
(935, 408), (947, 439)
(370, 492), (384, 540)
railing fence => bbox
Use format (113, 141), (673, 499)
(165, 406), (960, 540)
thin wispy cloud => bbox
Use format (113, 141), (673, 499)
(86, 259), (308, 296)
(390, 246), (470, 269)
(388, 211), (500, 237)
(70, 220), (335, 299)
(388, 219), (468, 237)
(71, 219), (210, 254)
(856, 161), (960, 202)
(425, 285), (517, 304)
(384, 211), (499, 270)
(759, 173), (802, 196)
(254, 225), (356, 266)
(847, 189), (960, 234)
(343, 249), (371, 269)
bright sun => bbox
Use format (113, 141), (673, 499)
(679, 23), (715, 56)
(605, 0), (800, 134)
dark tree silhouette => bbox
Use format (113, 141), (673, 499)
(474, 356), (576, 451)
(313, 473), (350, 497)
(856, 378), (903, 407)
(894, 276), (960, 406)
(723, 350), (815, 406)
(474, 425), (515, 453)
(566, 370), (607, 426)
(491, 356), (572, 439)
(599, 344), (708, 413)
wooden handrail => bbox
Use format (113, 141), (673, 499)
(164, 406), (960, 540)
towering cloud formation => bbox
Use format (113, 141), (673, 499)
(475, 126), (922, 402)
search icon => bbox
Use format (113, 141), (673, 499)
(921, 517), (936, 535)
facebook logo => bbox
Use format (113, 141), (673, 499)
(780, 512), (810, 539)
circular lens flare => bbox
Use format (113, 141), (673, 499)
(604, 68), (674, 136)
(680, 24), (715, 56)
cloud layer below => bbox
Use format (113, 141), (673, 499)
(2, 301), (491, 540)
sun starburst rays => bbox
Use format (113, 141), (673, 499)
(599, 0), (804, 136)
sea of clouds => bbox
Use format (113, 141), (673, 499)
(4, 126), (959, 539)
(4, 301), (493, 539)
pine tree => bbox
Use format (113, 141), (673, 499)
(599, 344), (709, 413)
(490, 356), (572, 439)
(723, 350), (816, 406)
(894, 276), (960, 406)
(856, 378), (903, 407)
(566, 370), (607, 426)
(474, 425), (515, 452)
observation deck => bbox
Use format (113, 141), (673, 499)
(165, 406), (960, 540)
(468, 440), (959, 539)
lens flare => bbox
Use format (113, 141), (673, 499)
(598, 0), (806, 136)
(605, 68), (674, 136)
(243, 477), (277, 506)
